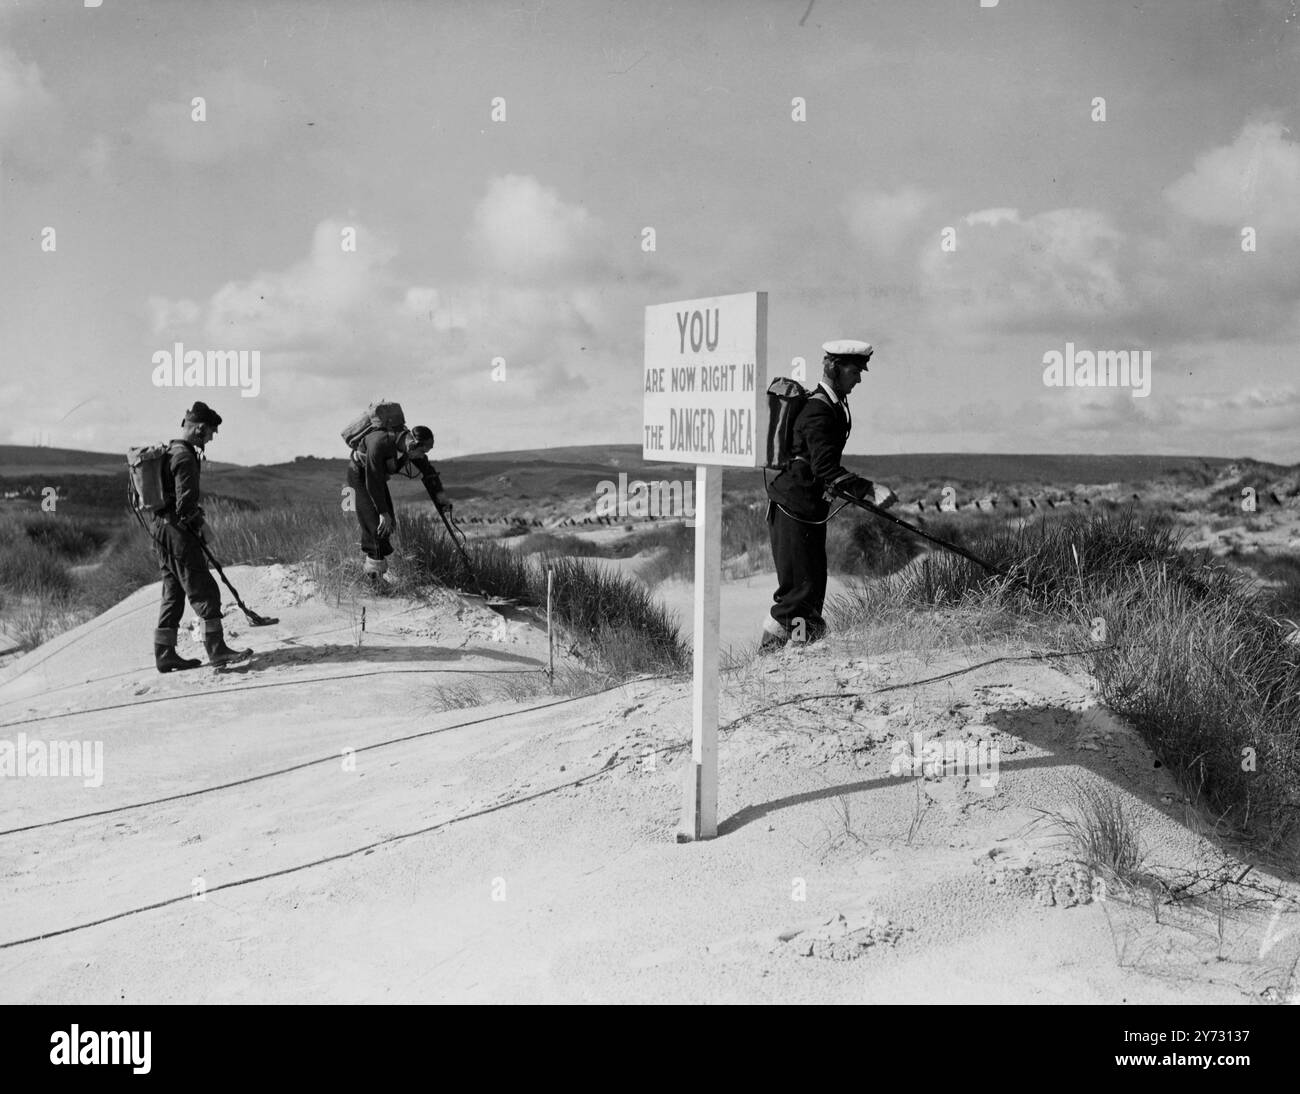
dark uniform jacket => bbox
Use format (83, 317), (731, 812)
(352, 431), (444, 517)
(160, 440), (207, 530)
(765, 385), (872, 521)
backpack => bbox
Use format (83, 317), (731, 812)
(127, 443), (173, 514)
(341, 400), (406, 451)
(763, 378), (832, 471)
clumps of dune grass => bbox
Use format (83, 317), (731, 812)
(0, 515), (82, 649)
(20, 515), (110, 560)
(540, 556), (688, 674)
(833, 513), (924, 577)
(367, 511), (688, 677)
(201, 501), (343, 566)
(833, 506), (1300, 853)
(0, 535), (75, 600)
(0, 511), (134, 648)
(1087, 565), (1300, 854)
(427, 679), (489, 711)
(397, 511), (536, 602)
(9, 594), (82, 650)
(1228, 548), (1300, 622)
(79, 520), (166, 612)
(1038, 779), (1158, 899)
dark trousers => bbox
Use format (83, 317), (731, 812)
(151, 520), (223, 642)
(347, 463), (393, 561)
(768, 502), (828, 641)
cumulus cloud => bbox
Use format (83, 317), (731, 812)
(147, 217), (429, 375)
(918, 206), (1126, 335)
(199, 220), (398, 355)
(1165, 121), (1300, 234)
(882, 123), (1300, 345)
(469, 174), (609, 281)
(143, 176), (666, 436)
(132, 68), (296, 165)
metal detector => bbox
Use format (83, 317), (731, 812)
(188, 532), (280, 626)
(434, 507), (524, 618)
(828, 487), (1015, 579)
(132, 507), (280, 626)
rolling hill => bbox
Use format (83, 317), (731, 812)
(1, 443), (1293, 516)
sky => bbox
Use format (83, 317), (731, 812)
(1, 0), (1298, 465)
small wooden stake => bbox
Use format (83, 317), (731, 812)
(546, 568), (554, 682)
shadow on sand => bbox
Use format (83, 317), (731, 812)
(717, 703), (1159, 838)
(221, 642), (544, 673)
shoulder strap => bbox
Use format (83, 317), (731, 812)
(163, 440), (191, 473)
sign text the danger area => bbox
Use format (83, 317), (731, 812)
(643, 292), (767, 469)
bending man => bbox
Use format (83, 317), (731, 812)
(347, 423), (452, 581)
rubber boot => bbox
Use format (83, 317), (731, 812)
(362, 555), (391, 594)
(203, 621), (252, 666)
(155, 644), (203, 674)
(758, 617), (790, 655)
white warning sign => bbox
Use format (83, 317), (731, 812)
(643, 291), (767, 467)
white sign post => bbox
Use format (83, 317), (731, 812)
(643, 291), (767, 842)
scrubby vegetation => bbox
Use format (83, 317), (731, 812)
(228, 503), (691, 677)
(0, 514), (96, 647)
(1225, 548), (1300, 620)
(833, 508), (1300, 854)
(0, 501), (688, 680)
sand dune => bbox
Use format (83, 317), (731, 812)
(1, 564), (1296, 1003)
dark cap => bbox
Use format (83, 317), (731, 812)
(184, 402), (223, 430)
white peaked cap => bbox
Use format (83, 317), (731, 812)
(821, 339), (873, 358)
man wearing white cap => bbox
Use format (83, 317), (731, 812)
(762, 340), (897, 651)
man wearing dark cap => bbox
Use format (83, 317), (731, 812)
(150, 402), (251, 671)
(347, 422), (452, 582)
(762, 340), (897, 652)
